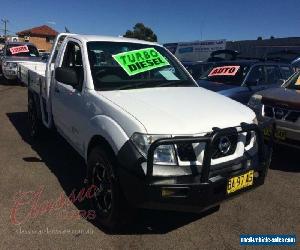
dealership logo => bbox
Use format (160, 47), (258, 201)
(218, 136), (231, 154)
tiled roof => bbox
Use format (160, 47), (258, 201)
(17, 25), (58, 37)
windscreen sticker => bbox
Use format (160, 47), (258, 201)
(208, 66), (240, 77)
(112, 48), (170, 76)
(9, 45), (29, 55)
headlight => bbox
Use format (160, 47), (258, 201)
(130, 133), (177, 165)
(248, 94), (262, 110)
(4, 62), (18, 68)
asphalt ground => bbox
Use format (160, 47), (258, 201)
(0, 78), (299, 250)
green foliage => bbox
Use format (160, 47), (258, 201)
(124, 23), (157, 42)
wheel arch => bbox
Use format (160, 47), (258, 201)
(87, 135), (116, 160)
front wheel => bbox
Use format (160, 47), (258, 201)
(87, 146), (132, 231)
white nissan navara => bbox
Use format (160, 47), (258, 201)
(19, 33), (272, 230)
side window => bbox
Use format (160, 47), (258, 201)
(264, 66), (281, 84)
(280, 66), (293, 80)
(246, 66), (265, 85)
(61, 41), (84, 90)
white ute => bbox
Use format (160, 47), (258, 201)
(21, 33), (272, 230)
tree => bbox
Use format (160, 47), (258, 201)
(124, 23), (157, 42)
(257, 36), (263, 40)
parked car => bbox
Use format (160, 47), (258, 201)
(185, 50), (239, 80)
(248, 71), (300, 149)
(0, 41), (41, 80)
(197, 60), (294, 104)
(19, 33), (272, 230)
(39, 51), (50, 61)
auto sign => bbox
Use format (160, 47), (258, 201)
(9, 45), (29, 55)
(208, 66), (240, 77)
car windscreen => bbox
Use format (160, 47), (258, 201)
(285, 71), (300, 90)
(199, 64), (250, 86)
(6, 44), (39, 57)
(87, 41), (196, 91)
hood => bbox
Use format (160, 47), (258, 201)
(99, 87), (256, 135)
(259, 87), (300, 110)
(3, 56), (43, 63)
(197, 80), (237, 92)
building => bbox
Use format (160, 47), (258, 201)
(16, 25), (58, 52)
(165, 37), (300, 63)
(164, 40), (226, 62)
(226, 37), (300, 61)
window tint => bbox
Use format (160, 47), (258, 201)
(264, 66), (281, 84)
(246, 66), (265, 85)
(61, 41), (84, 90)
(280, 66), (293, 79)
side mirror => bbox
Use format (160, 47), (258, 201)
(55, 67), (78, 87)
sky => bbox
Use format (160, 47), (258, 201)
(1, 0), (300, 43)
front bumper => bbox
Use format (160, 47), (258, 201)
(2, 67), (18, 79)
(117, 122), (273, 213)
(259, 116), (300, 149)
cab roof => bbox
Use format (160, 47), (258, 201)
(67, 34), (160, 47)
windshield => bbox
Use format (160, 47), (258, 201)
(87, 42), (196, 91)
(285, 71), (300, 90)
(199, 64), (250, 86)
(6, 44), (39, 57)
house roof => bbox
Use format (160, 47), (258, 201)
(17, 25), (58, 37)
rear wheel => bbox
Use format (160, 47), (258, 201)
(87, 145), (132, 231)
(28, 94), (43, 139)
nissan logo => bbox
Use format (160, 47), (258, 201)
(275, 109), (285, 118)
(218, 136), (231, 154)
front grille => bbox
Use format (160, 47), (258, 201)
(211, 134), (238, 159)
(286, 111), (300, 122)
(264, 105), (273, 117)
(263, 105), (300, 122)
(274, 107), (289, 120)
(176, 143), (197, 161)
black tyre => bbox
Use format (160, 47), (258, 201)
(87, 145), (131, 231)
(28, 94), (43, 139)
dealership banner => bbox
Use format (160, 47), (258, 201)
(170, 39), (226, 62)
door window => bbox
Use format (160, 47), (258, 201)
(246, 66), (265, 85)
(264, 66), (281, 84)
(280, 66), (293, 79)
(61, 41), (84, 90)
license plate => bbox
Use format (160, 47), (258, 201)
(263, 127), (286, 140)
(227, 170), (254, 194)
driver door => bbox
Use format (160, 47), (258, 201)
(52, 40), (86, 154)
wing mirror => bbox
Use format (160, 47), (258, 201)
(55, 67), (78, 88)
